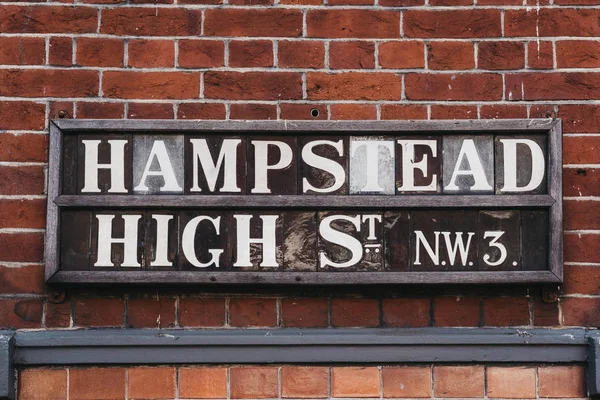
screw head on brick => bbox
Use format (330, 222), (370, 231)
(48, 290), (67, 304)
(57, 110), (69, 119)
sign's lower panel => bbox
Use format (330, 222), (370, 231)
(60, 209), (548, 274)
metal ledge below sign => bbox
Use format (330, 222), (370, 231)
(1, 328), (600, 399)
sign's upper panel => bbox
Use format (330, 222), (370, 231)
(66, 133), (548, 196)
(46, 120), (562, 286)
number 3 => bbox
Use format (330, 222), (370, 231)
(483, 231), (507, 266)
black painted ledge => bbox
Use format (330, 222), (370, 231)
(1, 327), (599, 400)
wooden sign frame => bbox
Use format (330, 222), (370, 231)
(45, 119), (562, 285)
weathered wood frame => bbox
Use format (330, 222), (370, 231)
(45, 119), (563, 285)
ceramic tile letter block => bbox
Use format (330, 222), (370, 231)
(77, 134), (132, 194)
(60, 210), (91, 271)
(90, 211), (145, 270)
(133, 135), (184, 194)
(349, 137), (395, 195)
(383, 211), (410, 271)
(396, 136), (442, 194)
(145, 211), (179, 271)
(410, 210), (478, 271)
(443, 135), (494, 194)
(231, 212), (283, 270)
(521, 210), (549, 271)
(248, 137), (297, 195)
(179, 211), (230, 271)
(185, 136), (247, 194)
(478, 210), (520, 271)
(495, 135), (547, 194)
(300, 136), (348, 195)
(283, 211), (318, 271)
(318, 212), (383, 271)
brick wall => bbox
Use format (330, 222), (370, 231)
(0, 0), (598, 398)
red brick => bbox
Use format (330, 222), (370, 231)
(307, 10), (399, 38)
(382, 366), (431, 398)
(231, 103), (277, 120)
(427, 42), (474, 70)
(0, 166), (44, 195)
(483, 296), (530, 326)
(128, 367), (175, 400)
(505, 9), (600, 37)
(49, 37), (72, 66)
(127, 296), (176, 328)
(230, 367), (278, 399)
(46, 301), (71, 328)
(431, 105), (477, 119)
(75, 297), (124, 327)
(278, 41), (324, 68)
(103, 71), (199, 99)
(229, 298), (277, 327)
(538, 366), (586, 398)
(429, 0), (471, 4)
(0, 102), (46, 131)
(404, 10), (501, 38)
(383, 298), (430, 327)
(487, 367), (536, 399)
(562, 297), (600, 326)
(280, 0), (322, 5)
(557, 40), (600, 68)
(0, 6), (97, 33)
(564, 136), (600, 165)
(0, 264), (45, 294)
(406, 73), (502, 101)
(178, 40), (223, 68)
(329, 0), (373, 5)
(101, 8), (202, 36)
(332, 367), (380, 397)
(130, 0), (172, 4)
(434, 296), (480, 327)
(0, 233), (43, 262)
(478, 41), (524, 70)
(0, 37), (44, 65)
(507, 73), (600, 101)
(128, 39), (174, 68)
(528, 41), (554, 69)
(205, 9), (302, 37)
(379, 41), (424, 69)
(564, 264), (600, 295)
(480, 105), (527, 119)
(0, 298), (43, 329)
(380, 0), (424, 5)
(330, 104), (377, 120)
(230, 0), (274, 5)
(76, 102), (124, 119)
(433, 366), (484, 398)
(564, 168), (600, 197)
(205, 72), (302, 100)
(331, 298), (379, 327)
(179, 367), (227, 399)
(229, 40), (273, 67)
(179, 0), (220, 4)
(280, 104), (328, 120)
(556, 0), (600, 4)
(560, 104), (600, 133)
(280, 298), (328, 327)
(127, 103), (174, 119)
(532, 295), (559, 326)
(177, 103), (226, 120)
(0, 69), (98, 98)
(307, 72), (401, 100)
(330, 41), (375, 69)
(565, 233), (600, 263)
(381, 104), (427, 119)
(281, 366), (329, 398)
(530, 104), (557, 119)
(19, 369), (67, 400)
(76, 38), (123, 67)
(179, 297), (225, 327)
(70, 368), (125, 400)
(565, 200), (600, 230)
(49, 101), (74, 120)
